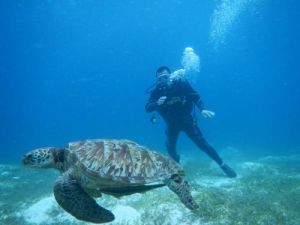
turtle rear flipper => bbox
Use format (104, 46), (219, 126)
(167, 175), (199, 210)
(53, 175), (115, 223)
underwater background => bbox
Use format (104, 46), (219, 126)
(0, 0), (300, 224)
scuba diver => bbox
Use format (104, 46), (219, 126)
(145, 66), (237, 178)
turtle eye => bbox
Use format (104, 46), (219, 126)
(27, 154), (34, 161)
(24, 154), (36, 163)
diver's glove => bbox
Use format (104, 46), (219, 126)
(157, 96), (167, 106)
(201, 109), (215, 118)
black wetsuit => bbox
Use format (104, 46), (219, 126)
(145, 79), (223, 165)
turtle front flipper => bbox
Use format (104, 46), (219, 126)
(53, 175), (115, 223)
(167, 175), (199, 210)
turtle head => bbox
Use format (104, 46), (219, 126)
(22, 147), (66, 170)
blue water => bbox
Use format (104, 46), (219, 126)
(1, 0), (300, 163)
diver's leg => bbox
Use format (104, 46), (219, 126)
(183, 122), (223, 164)
(183, 121), (237, 178)
(165, 125), (180, 163)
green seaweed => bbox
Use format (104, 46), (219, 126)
(0, 155), (299, 225)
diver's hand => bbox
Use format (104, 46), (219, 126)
(201, 109), (215, 118)
(157, 96), (167, 106)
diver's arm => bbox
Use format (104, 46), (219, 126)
(146, 96), (167, 112)
(195, 99), (205, 111)
(193, 92), (215, 118)
(145, 91), (160, 112)
(183, 81), (215, 118)
(184, 81), (204, 109)
(192, 89), (215, 118)
(145, 101), (158, 112)
(195, 97), (215, 118)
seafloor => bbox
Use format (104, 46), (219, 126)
(1, 149), (299, 225)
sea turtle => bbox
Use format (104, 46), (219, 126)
(22, 139), (199, 223)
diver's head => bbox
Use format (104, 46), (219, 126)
(156, 66), (171, 85)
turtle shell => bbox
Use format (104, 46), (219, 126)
(67, 139), (184, 185)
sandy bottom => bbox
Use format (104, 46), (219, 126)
(1, 151), (300, 225)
